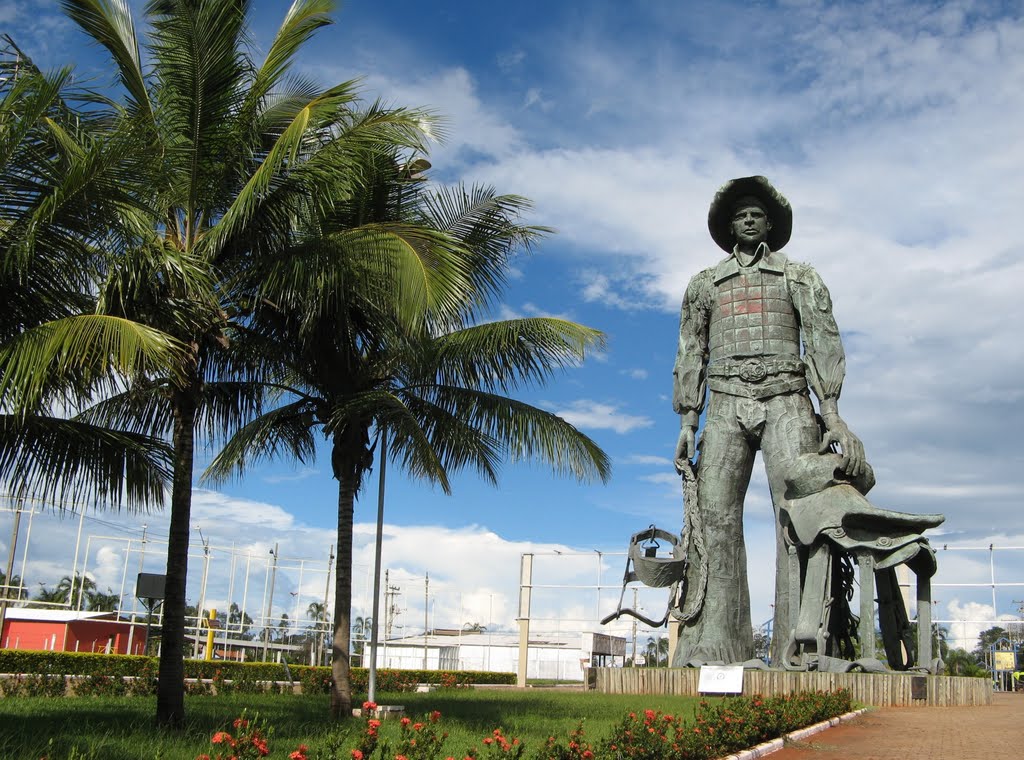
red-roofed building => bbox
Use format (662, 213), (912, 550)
(1, 608), (148, 655)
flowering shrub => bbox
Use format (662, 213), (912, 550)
(0, 673), (66, 698)
(350, 702), (383, 760)
(472, 727), (526, 760)
(197, 714), (310, 760)
(535, 722), (594, 760)
(437, 672), (471, 689)
(299, 666), (332, 695)
(601, 689), (853, 759)
(197, 715), (273, 760)
(192, 689), (851, 760)
(388, 710), (450, 760)
(71, 673), (129, 697)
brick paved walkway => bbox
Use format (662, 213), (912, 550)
(769, 693), (1024, 760)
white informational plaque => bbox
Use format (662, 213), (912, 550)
(697, 665), (744, 694)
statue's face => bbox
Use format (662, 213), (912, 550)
(730, 203), (771, 247)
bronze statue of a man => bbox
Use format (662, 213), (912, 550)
(672, 176), (866, 665)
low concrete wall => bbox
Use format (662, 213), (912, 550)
(589, 667), (992, 707)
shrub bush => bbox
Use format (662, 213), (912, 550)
(0, 649), (514, 697)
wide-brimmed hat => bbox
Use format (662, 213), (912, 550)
(707, 175), (792, 252)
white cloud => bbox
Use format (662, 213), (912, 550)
(262, 467), (320, 484)
(0, 1), (20, 23)
(496, 49), (526, 72)
(621, 455), (673, 467)
(638, 472), (679, 486)
(944, 600), (1016, 652)
(549, 399), (653, 434)
(622, 368), (648, 380)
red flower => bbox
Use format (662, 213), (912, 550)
(212, 732), (231, 745)
(401, 717), (411, 727)
(363, 701), (378, 710)
(413, 722), (424, 731)
(351, 751), (363, 760)
(431, 711), (442, 722)
(483, 738), (494, 745)
(233, 718), (250, 729)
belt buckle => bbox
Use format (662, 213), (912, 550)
(739, 358), (767, 382)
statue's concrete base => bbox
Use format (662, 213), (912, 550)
(588, 667), (991, 707)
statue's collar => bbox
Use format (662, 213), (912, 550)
(713, 244), (786, 284)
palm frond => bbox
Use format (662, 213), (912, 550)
(421, 317), (606, 393)
(209, 81), (363, 253)
(202, 398), (316, 483)
(405, 384), (611, 483)
(0, 413), (172, 510)
(418, 185), (552, 316)
(60, 0), (152, 119)
(195, 380), (266, 445)
(247, 0), (335, 110)
(78, 384), (173, 438)
(0, 315), (187, 413)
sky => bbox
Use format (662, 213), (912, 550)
(2, 0), (1024, 655)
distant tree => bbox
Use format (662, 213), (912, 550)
(275, 613), (290, 643)
(944, 647), (988, 677)
(462, 622), (487, 633)
(973, 626), (1010, 666)
(87, 588), (120, 612)
(228, 603), (256, 640)
(0, 571), (25, 601)
(644, 636), (669, 667)
(752, 627), (771, 662)
(307, 602), (328, 666)
(56, 573), (96, 610)
(33, 584), (66, 605)
(351, 615), (373, 667)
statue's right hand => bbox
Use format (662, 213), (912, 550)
(674, 426), (696, 474)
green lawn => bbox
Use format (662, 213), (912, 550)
(0, 689), (704, 759)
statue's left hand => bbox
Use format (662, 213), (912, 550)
(818, 418), (866, 478)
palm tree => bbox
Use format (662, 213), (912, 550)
(307, 601), (327, 623)
(33, 584), (67, 606)
(462, 622), (487, 633)
(56, 572), (97, 610)
(0, 38), (181, 510)
(352, 614), (373, 667)
(307, 601), (329, 664)
(228, 602), (256, 640)
(59, 0), (431, 728)
(206, 177), (611, 717)
(0, 571), (24, 601)
(87, 588), (121, 612)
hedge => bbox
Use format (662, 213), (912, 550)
(0, 650), (514, 697)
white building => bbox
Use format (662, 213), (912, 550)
(372, 629), (626, 682)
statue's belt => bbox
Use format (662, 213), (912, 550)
(707, 356), (805, 381)
(707, 357), (807, 398)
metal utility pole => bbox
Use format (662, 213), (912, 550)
(631, 588), (639, 666)
(0, 502), (23, 644)
(368, 430), (388, 704)
(423, 572), (429, 669)
(193, 529), (211, 658)
(262, 543), (278, 661)
(322, 545), (334, 667)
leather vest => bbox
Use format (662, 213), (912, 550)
(708, 268), (801, 361)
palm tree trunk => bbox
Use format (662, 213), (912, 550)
(330, 463), (357, 718)
(156, 388), (198, 728)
